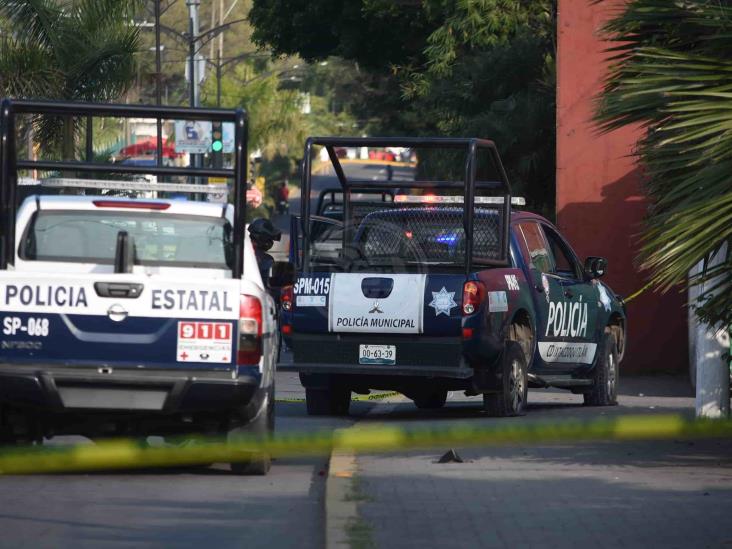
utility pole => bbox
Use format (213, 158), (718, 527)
(217, 0), (224, 107)
(186, 0), (201, 190)
(154, 0), (163, 167)
(187, 0), (201, 108)
(692, 243), (731, 418)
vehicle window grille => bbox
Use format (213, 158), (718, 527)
(350, 203), (397, 226)
(356, 206), (501, 264)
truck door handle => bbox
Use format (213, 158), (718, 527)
(535, 285), (544, 293)
(564, 289), (574, 299)
(94, 282), (144, 299)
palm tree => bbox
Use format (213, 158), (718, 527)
(0, 0), (140, 158)
(595, 0), (732, 328)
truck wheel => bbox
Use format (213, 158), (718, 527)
(305, 387), (351, 416)
(413, 390), (448, 410)
(483, 341), (528, 417)
(229, 385), (274, 475)
(0, 409), (17, 446)
(584, 333), (619, 407)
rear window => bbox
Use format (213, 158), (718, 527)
(20, 210), (232, 268)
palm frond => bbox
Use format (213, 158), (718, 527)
(0, 35), (61, 97)
(0, 0), (62, 55)
(0, 0), (141, 154)
(595, 0), (732, 326)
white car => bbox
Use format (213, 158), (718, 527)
(0, 194), (279, 474)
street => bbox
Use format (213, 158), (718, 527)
(0, 371), (333, 549)
(351, 379), (732, 549)
(0, 369), (730, 548)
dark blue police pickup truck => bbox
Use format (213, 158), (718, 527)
(280, 137), (626, 417)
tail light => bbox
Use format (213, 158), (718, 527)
(281, 285), (294, 311)
(462, 281), (485, 315)
(237, 294), (262, 365)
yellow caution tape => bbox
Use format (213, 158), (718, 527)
(622, 281), (654, 305)
(0, 414), (730, 475)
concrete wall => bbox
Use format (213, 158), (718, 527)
(556, 0), (686, 373)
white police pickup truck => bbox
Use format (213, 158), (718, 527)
(0, 194), (278, 473)
(0, 99), (281, 474)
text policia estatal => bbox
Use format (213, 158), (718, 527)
(2, 284), (234, 313)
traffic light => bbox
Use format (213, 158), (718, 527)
(211, 121), (223, 168)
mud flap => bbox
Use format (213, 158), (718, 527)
(470, 357), (502, 393)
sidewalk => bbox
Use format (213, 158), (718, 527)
(353, 377), (732, 548)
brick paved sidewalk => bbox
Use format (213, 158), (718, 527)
(355, 377), (732, 549)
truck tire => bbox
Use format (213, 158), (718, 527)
(413, 390), (448, 410)
(483, 341), (528, 417)
(305, 387), (351, 416)
(229, 385), (274, 475)
(584, 333), (619, 407)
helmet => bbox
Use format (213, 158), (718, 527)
(248, 217), (281, 251)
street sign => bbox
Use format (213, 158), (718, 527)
(222, 122), (235, 153)
(174, 120), (212, 154)
(173, 121), (234, 154)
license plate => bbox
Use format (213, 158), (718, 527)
(359, 344), (396, 365)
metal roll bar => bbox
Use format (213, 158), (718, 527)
(299, 136), (513, 275)
(0, 98), (248, 278)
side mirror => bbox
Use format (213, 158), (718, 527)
(268, 261), (295, 288)
(584, 256), (607, 279)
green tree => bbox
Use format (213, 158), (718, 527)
(595, 0), (732, 327)
(248, 0), (556, 214)
(406, 1), (556, 215)
(0, 0), (140, 157)
(203, 63), (308, 157)
(249, 0), (434, 70)
(202, 58), (358, 217)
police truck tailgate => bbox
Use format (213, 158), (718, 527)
(0, 272), (240, 370)
(288, 272), (467, 375)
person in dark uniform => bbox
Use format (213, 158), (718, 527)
(248, 217), (282, 286)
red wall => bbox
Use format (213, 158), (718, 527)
(557, 0), (686, 373)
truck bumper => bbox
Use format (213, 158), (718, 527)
(282, 362), (474, 379)
(0, 364), (261, 414)
(281, 333), (474, 379)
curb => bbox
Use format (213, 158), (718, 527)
(324, 395), (408, 549)
(325, 451), (358, 549)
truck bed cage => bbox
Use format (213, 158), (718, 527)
(0, 98), (248, 278)
(300, 136), (513, 275)
(315, 187), (394, 217)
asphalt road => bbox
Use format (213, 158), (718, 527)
(0, 371), (729, 548)
(0, 371), (358, 549)
(351, 379), (732, 549)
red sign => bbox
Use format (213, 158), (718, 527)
(176, 321), (234, 364)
